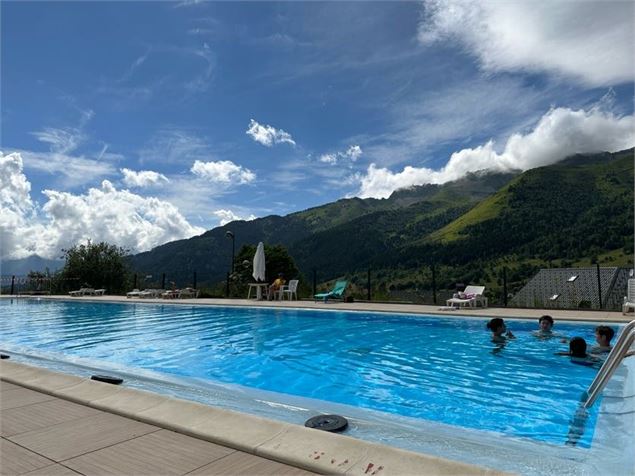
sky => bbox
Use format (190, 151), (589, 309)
(1, 0), (634, 261)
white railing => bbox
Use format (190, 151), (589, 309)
(584, 319), (635, 408)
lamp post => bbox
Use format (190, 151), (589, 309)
(225, 231), (235, 273)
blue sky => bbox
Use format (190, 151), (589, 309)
(1, 1), (634, 260)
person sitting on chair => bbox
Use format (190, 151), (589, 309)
(268, 273), (285, 300)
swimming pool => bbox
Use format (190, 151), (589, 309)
(1, 299), (632, 474)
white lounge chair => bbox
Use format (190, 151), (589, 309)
(127, 289), (141, 298)
(280, 280), (299, 300)
(139, 289), (163, 298)
(69, 287), (94, 296)
(622, 278), (635, 314)
(178, 288), (199, 299)
(446, 285), (488, 308)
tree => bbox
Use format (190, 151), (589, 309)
(230, 244), (301, 297)
(58, 241), (132, 294)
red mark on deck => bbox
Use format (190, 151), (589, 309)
(365, 463), (374, 474)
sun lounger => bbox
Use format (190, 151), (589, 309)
(446, 285), (488, 308)
(69, 287), (94, 296)
(314, 280), (348, 302)
(139, 289), (163, 298)
(177, 288), (199, 299)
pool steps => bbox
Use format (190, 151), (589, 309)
(1, 360), (510, 476)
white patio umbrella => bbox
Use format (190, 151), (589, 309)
(253, 242), (266, 282)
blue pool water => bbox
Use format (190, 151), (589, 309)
(0, 299), (607, 447)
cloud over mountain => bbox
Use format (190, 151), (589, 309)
(0, 151), (204, 260)
(356, 105), (635, 199)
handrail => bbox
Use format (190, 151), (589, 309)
(584, 319), (635, 408)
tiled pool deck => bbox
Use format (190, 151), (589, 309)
(2, 295), (631, 475)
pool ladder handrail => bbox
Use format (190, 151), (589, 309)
(584, 319), (635, 408)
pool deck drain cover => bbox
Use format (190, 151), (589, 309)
(91, 375), (123, 385)
(305, 414), (348, 432)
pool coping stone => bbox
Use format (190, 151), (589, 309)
(1, 360), (510, 476)
(3, 294), (630, 323)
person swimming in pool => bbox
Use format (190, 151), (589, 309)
(487, 318), (515, 343)
(555, 337), (597, 366)
(533, 315), (555, 338)
(590, 326), (615, 354)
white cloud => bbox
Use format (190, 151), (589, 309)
(18, 149), (117, 188)
(213, 209), (257, 226)
(355, 105), (635, 199)
(246, 119), (296, 147)
(319, 145), (363, 165)
(138, 129), (211, 165)
(0, 151), (204, 260)
(319, 153), (337, 164)
(191, 160), (255, 184)
(418, 0), (634, 86)
(121, 168), (169, 188)
(31, 127), (85, 154)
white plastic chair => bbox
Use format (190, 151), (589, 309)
(622, 278), (635, 314)
(281, 280), (299, 300)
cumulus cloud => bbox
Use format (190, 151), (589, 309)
(418, 0), (634, 86)
(191, 160), (255, 184)
(246, 119), (296, 147)
(0, 151), (204, 260)
(319, 145), (363, 165)
(355, 105), (634, 199)
(121, 168), (169, 188)
(213, 209), (257, 226)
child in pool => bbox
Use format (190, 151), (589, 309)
(555, 337), (596, 366)
(591, 326), (615, 354)
(487, 318), (515, 343)
(533, 315), (554, 337)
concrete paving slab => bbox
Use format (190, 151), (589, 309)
(0, 438), (54, 475)
(188, 451), (316, 475)
(63, 429), (234, 476)
(22, 463), (82, 476)
(0, 387), (56, 411)
(0, 381), (23, 393)
(7, 412), (159, 462)
(1, 398), (100, 437)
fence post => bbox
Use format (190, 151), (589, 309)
(10, 275), (15, 295)
(503, 267), (508, 307)
(596, 263), (602, 309)
(312, 268), (317, 297)
(193, 271), (197, 289)
(431, 265), (437, 304)
(161, 273), (166, 290)
(226, 272), (230, 297)
(367, 268), (371, 301)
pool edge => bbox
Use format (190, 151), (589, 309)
(0, 360), (510, 476)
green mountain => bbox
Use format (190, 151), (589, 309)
(128, 148), (634, 298)
(128, 170), (515, 284)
